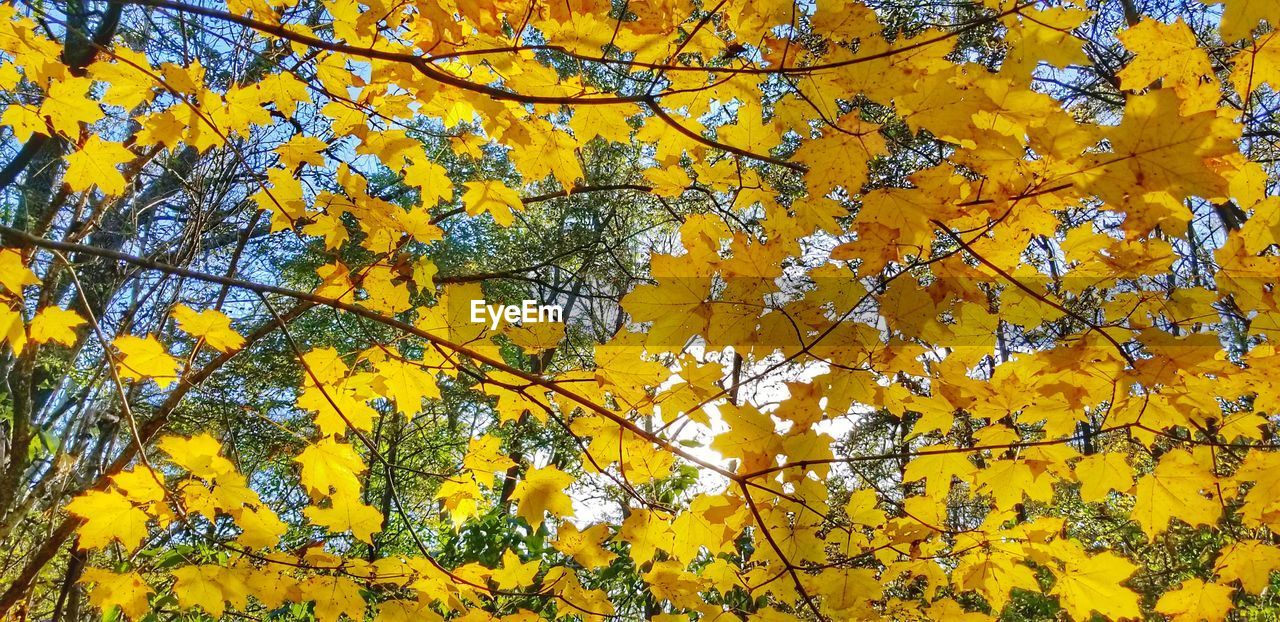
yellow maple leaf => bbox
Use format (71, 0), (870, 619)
(376, 598), (444, 622)
(65, 489), (151, 551)
(295, 436), (367, 499)
(0, 248), (39, 295)
(503, 320), (565, 354)
(171, 565), (247, 618)
(844, 488), (886, 527)
(110, 467), (168, 514)
(954, 549), (1039, 613)
(87, 48), (155, 111)
(1231, 31), (1280, 95)
(1, 104), (46, 142)
(305, 495), (383, 544)
(40, 76), (102, 136)
(435, 476), (485, 528)
(1217, 0), (1275, 41)
(462, 180), (524, 227)
(112, 334), (179, 388)
(374, 356), (439, 415)
(1131, 449), (1223, 537)
(1216, 540), (1280, 593)
(793, 114), (884, 196)
(1116, 19), (1213, 92)
(275, 134), (329, 169)
(1154, 578), (1235, 622)
(64, 136), (133, 196)
(172, 304), (245, 352)
(300, 575), (365, 622)
(258, 72), (312, 116)
(803, 567), (883, 614)
(231, 504), (288, 550)
(79, 568), (154, 620)
(1051, 548), (1141, 621)
(1073, 452), (1133, 503)
(462, 435), (516, 474)
(510, 465), (575, 527)
(552, 522), (614, 570)
(0, 304), (26, 355)
(28, 306), (85, 346)
(135, 109), (185, 149)
(403, 157), (453, 206)
(492, 548), (540, 589)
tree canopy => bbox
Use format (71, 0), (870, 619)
(0, 0), (1279, 620)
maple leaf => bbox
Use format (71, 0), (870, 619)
(135, 109), (185, 149)
(0, 304), (26, 355)
(492, 548), (540, 590)
(462, 435), (517, 474)
(1083, 89), (1236, 234)
(276, 135), (329, 169)
(1117, 19), (1213, 93)
(844, 488), (886, 527)
(79, 568), (154, 621)
(1073, 452), (1133, 503)
(305, 495), (384, 544)
(1216, 540), (1280, 593)
(158, 433), (237, 479)
(435, 476), (486, 528)
(87, 48), (155, 110)
(171, 565), (248, 618)
(0, 248), (40, 295)
(258, 73), (312, 116)
(794, 114), (884, 196)
(64, 136), (133, 196)
(110, 467), (168, 508)
(374, 356), (439, 414)
(300, 575), (366, 622)
(804, 567), (883, 614)
(40, 76), (102, 136)
(1051, 549), (1142, 621)
(1216, 0), (1275, 41)
(553, 522), (614, 569)
(1, 104), (46, 142)
(27, 306), (84, 346)
(711, 403), (782, 462)
(112, 334), (179, 388)
(403, 157), (453, 207)
(65, 490), (151, 551)
(1131, 449), (1223, 537)
(811, 0), (879, 40)
(1154, 578), (1235, 622)
(510, 465), (575, 527)
(503, 320), (565, 353)
(462, 180), (524, 226)
(172, 304), (245, 352)
(954, 549), (1039, 613)
(1231, 31), (1280, 95)
(377, 599), (445, 622)
(295, 436), (367, 499)
(297, 382), (379, 436)
(904, 450), (978, 499)
(232, 504), (288, 550)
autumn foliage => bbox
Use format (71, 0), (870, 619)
(0, 0), (1279, 620)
